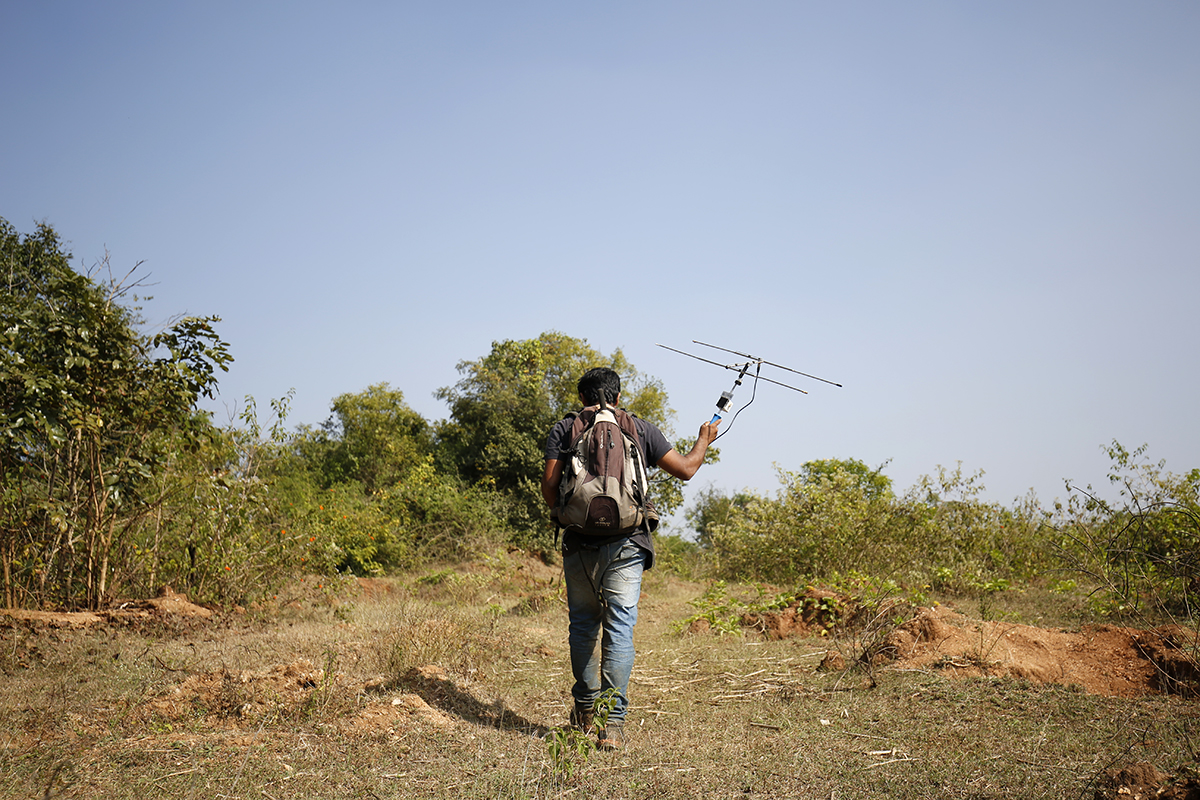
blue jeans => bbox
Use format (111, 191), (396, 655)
(563, 538), (647, 725)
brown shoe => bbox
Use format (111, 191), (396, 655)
(568, 705), (594, 733)
(597, 723), (624, 751)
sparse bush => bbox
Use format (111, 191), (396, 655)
(118, 418), (305, 605)
(285, 463), (510, 577)
(375, 456), (510, 563)
(703, 461), (920, 584)
(904, 464), (1052, 591)
(374, 598), (504, 679)
(1057, 441), (1200, 620)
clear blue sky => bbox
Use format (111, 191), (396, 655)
(4, 2), (1198, 518)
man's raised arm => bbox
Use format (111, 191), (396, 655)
(654, 418), (720, 481)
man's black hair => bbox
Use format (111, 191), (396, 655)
(578, 367), (621, 405)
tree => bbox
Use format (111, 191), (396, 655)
(292, 383), (433, 494)
(0, 219), (232, 608)
(434, 332), (676, 540)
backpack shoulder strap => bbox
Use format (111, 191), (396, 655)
(610, 409), (646, 459)
(567, 408), (595, 446)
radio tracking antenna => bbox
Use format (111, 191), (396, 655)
(654, 344), (811, 394)
(655, 341), (842, 436)
(691, 340), (843, 388)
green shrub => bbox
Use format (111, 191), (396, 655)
(703, 460), (1052, 590)
(285, 457), (511, 576)
(651, 532), (707, 579)
(707, 464), (910, 583)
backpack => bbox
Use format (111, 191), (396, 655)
(555, 399), (656, 536)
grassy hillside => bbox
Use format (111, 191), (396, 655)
(1, 553), (1195, 799)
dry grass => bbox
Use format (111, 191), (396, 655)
(1, 558), (1196, 799)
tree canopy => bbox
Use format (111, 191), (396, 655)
(289, 383), (433, 494)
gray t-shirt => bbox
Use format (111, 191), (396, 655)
(544, 409), (673, 569)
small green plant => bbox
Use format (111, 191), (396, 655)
(744, 584), (801, 614)
(591, 688), (620, 730)
(931, 566), (956, 590)
(300, 649), (340, 720)
(800, 593), (843, 633)
(675, 581), (744, 635)
(416, 567), (459, 586)
(546, 727), (592, 778)
(544, 688), (623, 777)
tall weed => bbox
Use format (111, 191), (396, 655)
(372, 597), (506, 680)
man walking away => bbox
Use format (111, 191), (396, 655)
(541, 367), (719, 750)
